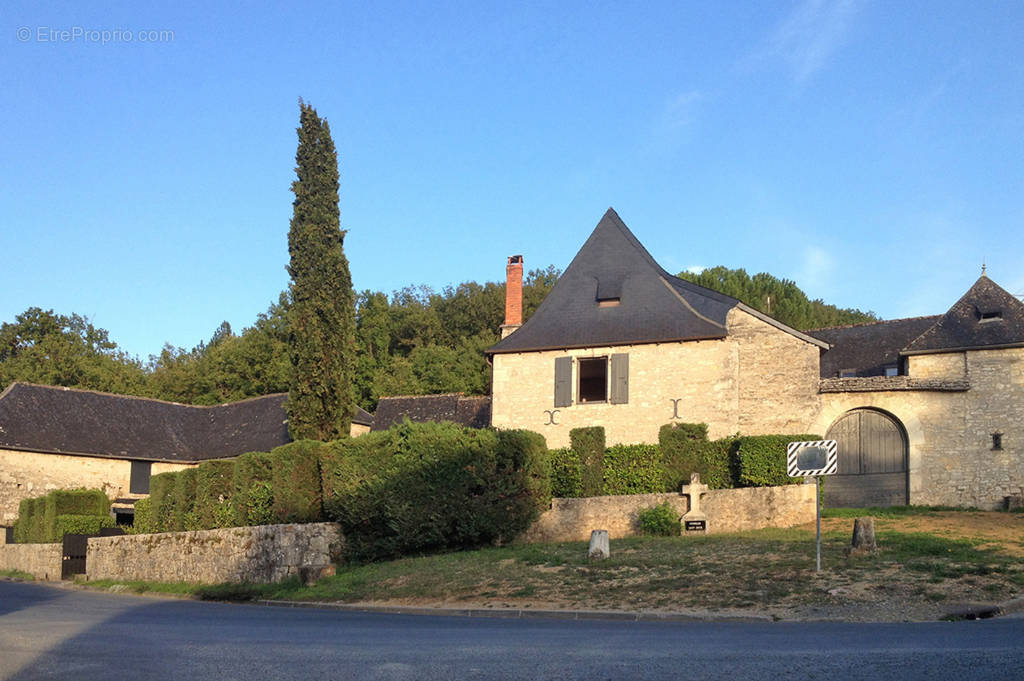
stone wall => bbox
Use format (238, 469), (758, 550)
(0, 543), (62, 581)
(520, 482), (816, 543)
(0, 448), (193, 525)
(86, 523), (344, 585)
(491, 308), (822, 448)
(817, 347), (1024, 509)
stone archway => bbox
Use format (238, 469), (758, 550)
(825, 408), (909, 507)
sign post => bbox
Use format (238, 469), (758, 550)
(786, 440), (838, 572)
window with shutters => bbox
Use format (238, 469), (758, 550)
(578, 357), (608, 402)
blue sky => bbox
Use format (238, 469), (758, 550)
(3, 1), (1023, 360)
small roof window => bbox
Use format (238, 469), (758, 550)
(979, 310), (1003, 322)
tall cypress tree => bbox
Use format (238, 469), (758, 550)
(285, 101), (355, 440)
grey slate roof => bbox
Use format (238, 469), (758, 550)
(0, 382), (292, 462)
(810, 316), (941, 378)
(371, 394), (491, 431)
(902, 275), (1024, 355)
(487, 208), (825, 354)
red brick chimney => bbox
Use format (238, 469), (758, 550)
(501, 255), (523, 338)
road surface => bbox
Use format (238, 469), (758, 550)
(1, 580), (1022, 680)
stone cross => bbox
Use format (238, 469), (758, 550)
(681, 472), (708, 515)
(681, 472), (709, 533)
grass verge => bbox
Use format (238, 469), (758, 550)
(0, 568), (35, 581)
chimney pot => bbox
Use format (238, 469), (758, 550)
(502, 255), (524, 338)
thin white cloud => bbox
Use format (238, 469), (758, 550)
(644, 90), (704, 155)
(797, 245), (836, 293)
(759, 0), (864, 82)
(663, 91), (703, 131)
(686, 265), (707, 275)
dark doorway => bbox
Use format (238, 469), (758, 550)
(825, 408), (909, 507)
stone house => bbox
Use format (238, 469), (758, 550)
(487, 208), (1024, 509)
(0, 382), (372, 525)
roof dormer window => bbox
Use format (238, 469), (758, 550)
(979, 310), (1003, 322)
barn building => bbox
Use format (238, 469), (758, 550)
(488, 209), (1024, 509)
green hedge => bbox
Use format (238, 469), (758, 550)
(602, 444), (662, 495)
(12, 489), (111, 543)
(571, 427), (605, 497)
(232, 451), (275, 527)
(321, 422), (549, 563)
(734, 434), (821, 487)
(148, 472), (176, 532)
(270, 440), (325, 524)
(54, 514), (115, 537)
(131, 497), (154, 534)
(195, 460), (236, 529)
(170, 467), (199, 532)
(549, 447), (581, 498)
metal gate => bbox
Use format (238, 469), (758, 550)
(60, 528), (125, 580)
(62, 534), (89, 579)
(825, 409), (908, 507)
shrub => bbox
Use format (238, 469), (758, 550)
(603, 444), (662, 495)
(270, 440), (325, 524)
(322, 422), (549, 563)
(130, 497), (154, 534)
(54, 514), (114, 537)
(637, 502), (681, 536)
(549, 447), (582, 497)
(659, 423), (734, 491)
(195, 460), (236, 529)
(570, 426), (605, 497)
(169, 468), (199, 532)
(43, 489), (109, 542)
(148, 472), (176, 532)
(734, 434), (821, 487)
(232, 451), (275, 526)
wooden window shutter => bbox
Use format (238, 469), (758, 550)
(554, 356), (573, 407)
(610, 353), (629, 404)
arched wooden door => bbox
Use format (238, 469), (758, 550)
(825, 409), (908, 507)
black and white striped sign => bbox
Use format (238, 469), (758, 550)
(786, 440), (838, 477)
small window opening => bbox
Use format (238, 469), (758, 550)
(980, 310), (1003, 322)
(597, 298), (621, 308)
(992, 433), (1003, 451)
(884, 366), (898, 377)
(578, 357), (608, 403)
(839, 369), (857, 378)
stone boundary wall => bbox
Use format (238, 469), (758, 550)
(520, 483), (815, 543)
(87, 523), (344, 585)
(0, 543), (62, 581)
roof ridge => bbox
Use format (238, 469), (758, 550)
(377, 392), (466, 400)
(1, 381), (287, 410)
(809, 314), (942, 332)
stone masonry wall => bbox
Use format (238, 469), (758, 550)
(0, 543), (62, 581)
(817, 347), (1024, 509)
(87, 523), (345, 585)
(520, 482), (816, 543)
(491, 308), (822, 448)
(0, 448), (193, 525)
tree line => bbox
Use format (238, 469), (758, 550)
(1, 264), (871, 410)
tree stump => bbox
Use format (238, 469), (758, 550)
(588, 529), (610, 561)
(850, 517), (877, 553)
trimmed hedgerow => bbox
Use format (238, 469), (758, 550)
(269, 440), (325, 524)
(54, 514), (115, 538)
(169, 468), (199, 532)
(147, 472), (176, 532)
(570, 426), (605, 498)
(13, 490), (111, 543)
(43, 489), (109, 542)
(602, 444), (662, 495)
(734, 434), (821, 487)
(637, 502), (681, 536)
(321, 422), (550, 563)
(232, 451), (275, 527)
(659, 423), (734, 491)
(195, 460), (236, 529)
(130, 497), (154, 534)
(549, 447), (582, 498)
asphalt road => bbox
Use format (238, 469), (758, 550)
(2, 580), (1023, 681)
